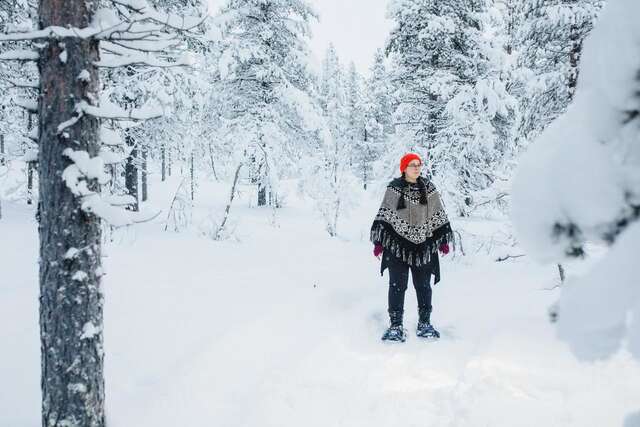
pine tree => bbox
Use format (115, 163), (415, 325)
(218, 0), (318, 206)
(514, 0), (603, 141)
(512, 0), (640, 366)
(387, 0), (516, 215)
(0, 0), (208, 424)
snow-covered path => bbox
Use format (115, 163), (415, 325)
(2, 185), (639, 426)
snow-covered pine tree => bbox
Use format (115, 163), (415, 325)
(512, 0), (640, 388)
(514, 0), (602, 142)
(361, 48), (396, 185)
(387, 0), (516, 215)
(344, 62), (368, 184)
(0, 0), (209, 424)
(367, 49), (394, 141)
(0, 0), (38, 206)
(303, 44), (356, 237)
(217, 0), (318, 207)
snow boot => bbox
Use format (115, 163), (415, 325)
(381, 311), (406, 342)
(416, 308), (440, 339)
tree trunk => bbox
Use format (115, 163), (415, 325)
(0, 134), (5, 166)
(167, 144), (172, 177)
(37, 0), (105, 424)
(215, 163), (242, 240)
(558, 263), (566, 283)
(161, 143), (166, 182)
(190, 150), (194, 201)
(125, 131), (139, 211)
(207, 142), (219, 181)
(568, 24), (582, 100)
(257, 182), (267, 206)
(141, 145), (148, 202)
(27, 161), (34, 204)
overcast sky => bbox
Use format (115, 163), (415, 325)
(208, 0), (394, 76)
(309, 0), (394, 75)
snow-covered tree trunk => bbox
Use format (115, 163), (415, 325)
(124, 130), (139, 211)
(161, 143), (166, 181)
(141, 146), (148, 202)
(167, 145), (172, 177)
(27, 160), (34, 204)
(190, 150), (194, 201)
(37, 0), (104, 425)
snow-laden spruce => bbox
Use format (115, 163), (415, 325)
(386, 0), (517, 217)
(512, 0), (640, 372)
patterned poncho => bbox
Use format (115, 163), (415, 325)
(370, 177), (453, 281)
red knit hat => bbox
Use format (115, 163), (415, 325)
(399, 152), (422, 173)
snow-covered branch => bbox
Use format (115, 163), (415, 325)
(0, 49), (39, 61)
(13, 97), (37, 112)
(1, 77), (39, 89)
(0, 26), (100, 41)
(95, 51), (193, 68)
(57, 100), (163, 134)
(61, 147), (159, 226)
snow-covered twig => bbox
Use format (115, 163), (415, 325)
(95, 53), (191, 68)
(468, 192), (508, 213)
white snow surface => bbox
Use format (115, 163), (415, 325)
(1, 178), (639, 427)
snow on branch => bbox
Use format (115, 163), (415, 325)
(0, 49), (39, 61)
(63, 149), (110, 189)
(95, 50), (194, 68)
(1, 77), (39, 89)
(0, 26), (101, 41)
(0, 4), (212, 43)
(100, 126), (123, 146)
(61, 147), (159, 226)
(13, 97), (37, 112)
(83, 99), (163, 120)
(57, 100), (163, 134)
(110, 0), (209, 32)
(101, 38), (179, 54)
(81, 193), (161, 227)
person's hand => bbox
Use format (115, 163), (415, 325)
(373, 243), (383, 259)
(439, 243), (450, 256)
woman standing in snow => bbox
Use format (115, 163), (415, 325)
(370, 153), (453, 342)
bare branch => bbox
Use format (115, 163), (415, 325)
(495, 254), (526, 262)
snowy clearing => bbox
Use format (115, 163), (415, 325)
(2, 179), (638, 427)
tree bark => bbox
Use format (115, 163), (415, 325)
(161, 143), (166, 182)
(37, 0), (105, 425)
(257, 182), (267, 206)
(27, 161), (34, 204)
(215, 163), (242, 240)
(1, 134), (5, 166)
(167, 144), (172, 177)
(190, 150), (194, 201)
(141, 145), (148, 202)
(568, 23), (584, 101)
(125, 131), (139, 211)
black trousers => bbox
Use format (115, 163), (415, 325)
(386, 251), (433, 316)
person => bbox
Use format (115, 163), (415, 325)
(370, 153), (453, 342)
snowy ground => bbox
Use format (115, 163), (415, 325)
(2, 177), (640, 427)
